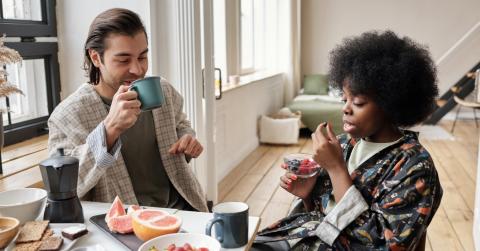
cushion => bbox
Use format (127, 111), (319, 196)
(303, 74), (329, 95)
(259, 115), (299, 144)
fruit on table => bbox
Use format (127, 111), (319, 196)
(286, 158), (318, 174)
(127, 204), (141, 215)
(105, 196), (126, 223)
(131, 209), (182, 241)
(105, 196), (141, 234)
(165, 243), (209, 251)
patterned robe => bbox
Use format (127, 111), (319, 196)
(256, 130), (443, 250)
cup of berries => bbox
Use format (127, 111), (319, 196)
(283, 153), (320, 178)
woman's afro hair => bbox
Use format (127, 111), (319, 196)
(329, 30), (438, 127)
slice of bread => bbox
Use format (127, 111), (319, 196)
(41, 229), (54, 240)
(15, 221), (50, 243)
(12, 241), (42, 251)
(39, 236), (63, 251)
(13, 227), (54, 251)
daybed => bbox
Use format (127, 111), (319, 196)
(287, 74), (344, 134)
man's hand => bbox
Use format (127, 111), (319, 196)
(168, 134), (203, 158)
(104, 85), (141, 149)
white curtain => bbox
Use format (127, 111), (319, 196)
(275, 0), (302, 104)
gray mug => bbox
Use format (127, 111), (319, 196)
(205, 202), (249, 248)
(129, 76), (165, 111)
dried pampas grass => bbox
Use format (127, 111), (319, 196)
(0, 34), (23, 97)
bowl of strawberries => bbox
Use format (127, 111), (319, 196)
(283, 153), (320, 178)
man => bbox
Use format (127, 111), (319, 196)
(48, 8), (208, 212)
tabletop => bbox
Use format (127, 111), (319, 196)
(73, 201), (261, 251)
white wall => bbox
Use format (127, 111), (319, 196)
(56, 0), (151, 98)
(475, 136), (480, 251)
(301, 0), (480, 94)
(215, 74), (284, 180)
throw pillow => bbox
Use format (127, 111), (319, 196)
(303, 74), (329, 95)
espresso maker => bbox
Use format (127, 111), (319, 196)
(40, 148), (84, 223)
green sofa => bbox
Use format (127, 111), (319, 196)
(288, 74), (344, 134)
(288, 95), (344, 134)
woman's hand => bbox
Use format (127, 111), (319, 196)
(312, 123), (345, 172)
(279, 163), (317, 200)
(312, 122), (352, 203)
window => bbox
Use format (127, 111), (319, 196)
(5, 59), (48, 124)
(0, 0), (56, 37)
(239, 0), (265, 75)
(213, 0), (268, 85)
(2, 0), (42, 21)
(0, 0), (59, 145)
(240, 0), (254, 73)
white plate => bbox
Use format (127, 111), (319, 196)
(5, 223), (88, 251)
(138, 233), (221, 251)
(70, 244), (105, 251)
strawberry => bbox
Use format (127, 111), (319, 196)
(183, 243), (193, 251)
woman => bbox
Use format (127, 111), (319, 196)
(254, 30), (443, 250)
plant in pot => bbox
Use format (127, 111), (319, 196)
(0, 34), (24, 173)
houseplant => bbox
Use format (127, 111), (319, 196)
(0, 34), (24, 173)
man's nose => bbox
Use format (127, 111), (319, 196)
(129, 60), (143, 75)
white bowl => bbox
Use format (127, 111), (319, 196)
(0, 188), (47, 225)
(138, 233), (221, 251)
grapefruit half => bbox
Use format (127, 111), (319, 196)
(131, 209), (182, 241)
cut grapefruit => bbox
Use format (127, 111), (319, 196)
(105, 196), (142, 234)
(131, 209), (182, 241)
(105, 196), (126, 223)
(127, 204), (141, 215)
(136, 209), (167, 220)
(106, 214), (133, 234)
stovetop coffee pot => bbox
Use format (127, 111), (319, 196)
(40, 148), (84, 223)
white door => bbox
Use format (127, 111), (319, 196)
(200, 0), (218, 204)
(149, 0), (217, 204)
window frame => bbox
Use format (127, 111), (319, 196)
(0, 0), (59, 146)
(3, 41), (60, 145)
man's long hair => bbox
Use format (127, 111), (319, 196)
(83, 8), (147, 85)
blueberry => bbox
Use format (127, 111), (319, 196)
(286, 159), (301, 171)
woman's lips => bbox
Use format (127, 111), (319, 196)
(343, 120), (355, 132)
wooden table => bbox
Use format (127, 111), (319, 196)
(75, 201), (261, 251)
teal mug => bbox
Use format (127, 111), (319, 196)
(129, 76), (165, 111)
(205, 202), (249, 248)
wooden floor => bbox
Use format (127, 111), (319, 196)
(219, 120), (478, 251)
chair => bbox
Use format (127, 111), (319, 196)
(414, 232), (427, 251)
(451, 95), (480, 133)
(451, 69), (480, 133)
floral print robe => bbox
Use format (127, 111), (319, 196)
(255, 130), (443, 250)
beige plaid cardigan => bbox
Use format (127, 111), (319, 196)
(47, 81), (208, 212)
